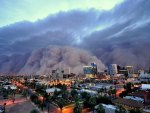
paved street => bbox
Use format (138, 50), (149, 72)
(6, 100), (39, 113)
(0, 94), (40, 113)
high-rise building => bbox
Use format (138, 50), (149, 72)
(52, 68), (64, 80)
(83, 66), (95, 78)
(63, 68), (70, 75)
(109, 64), (118, 76)
(125, 66), (134, 77)
(91, 62), (97, 75)
(83, 62), (98, 78)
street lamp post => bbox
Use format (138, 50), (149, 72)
(47, 101), (50, 113)
(3, 103), (6, 113)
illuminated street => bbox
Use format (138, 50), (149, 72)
(6, 100), (38, 113)
(43, 103), (90, 113)
(0, 94), (39, 113)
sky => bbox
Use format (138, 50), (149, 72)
(0, 0), (123, 27)
(0, 0), (150, 74)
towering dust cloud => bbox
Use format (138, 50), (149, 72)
(17, 46), (105, 75)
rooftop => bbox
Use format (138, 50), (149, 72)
(112, 98), (144, 108)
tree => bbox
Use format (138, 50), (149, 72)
(56, 83), (67, 91)
(62, 84), (67, 91)
(30, 94), (38, 104)
(129, 109), (142, 113)
(98, 88), (104, 96)
(89, 96), (97, 113)
(96, 104), (105, 113)
(71, 89), (78, 97)
(115, 105), (126, 113)
(124, 82), (132, 92)
(74, 102), (82, 113)
(52, 89), (60, 100)
(30, 80), (36, 89)
(22, 89), (28, 97)
(56, 98), (65, 113)
(119, 90), (128, 98)
(80, 92), (91, 100)
(111, 89), (117, 98)
(96, 96), (112, 105)
(30, 109), (40, 113)
(73, 94), (79, 102)
(62, 90), (69, 100)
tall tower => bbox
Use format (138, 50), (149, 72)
(125, 66), (134, 77)
(109, 64), (118, 76)
(91, 63), (97, 76)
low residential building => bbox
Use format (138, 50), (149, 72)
(3, 85), (17, 90)
(112, 98), (144, 110)
(139, 70), (150, 82)
(45, 87), (61, 95)
(123, 96), (144, 103)
(95, 104), (116, 113)
(130, 90), (150, 104)
(79, 89), (97, 96)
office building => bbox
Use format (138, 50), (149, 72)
(125, 66), (134, 77)
(109, 64), (118, 76)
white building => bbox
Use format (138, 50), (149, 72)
(52, 68), (64, 79)
(63, 68), (70, 75)
(3, 85), (17, 90)
(79, 89), (97, 96)
(125, 66), (134, 77)
(123, 96), (144, 103)
(139, 70), (150, 82)
(94, 104), (116, 113)
(141, 84), (150, 90)
(46, 87), (61, 95)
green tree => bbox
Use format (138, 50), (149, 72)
(98, 88), (104, 96)
(71, 89), (78, 97)
(52, 89), (60, 100)
(96, 104), (105, 113)
(74, 102), (82, 113)
(129, 109), (142, 113)
(111, 89), (117, 98)
(30, 94), (38, 104)
(115, 105), (126, 113)
(62, 84), (67, 91)
(62, 90), (69, 100)
(22, 89), (28, 97)
(96, 96), (112, 104)
(89, 96), (97, 113)
(30, 109), (40, 113)
(73, 94), (79, 102)
(56, 98), (65, 113)
(80, 92), (91, 100)
(124, 82), (132, 92)
(31, 80), (36, 89)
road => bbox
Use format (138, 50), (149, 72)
(43, 103), (90, 113)
(0, 94), (40, 113)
